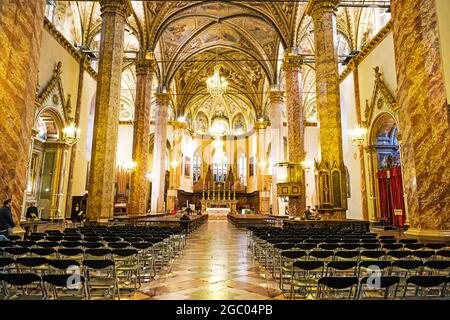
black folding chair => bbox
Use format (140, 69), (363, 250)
(326, 261), (358, 277)
(43, 274), (87, 300)
(83, 259), (119, 300)
(423, 261), (450, 276)
(0, 257), (15, 273)
(0, 273), (44, 300)
(357, 276), (400, 300)
(291, 261), (325, 299)
(317, 277), (359, 300)
(402, 276), (447, 300)
(112, 249), (141, 291)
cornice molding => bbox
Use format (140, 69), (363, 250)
(43, 18), (98, 80)
(339, 20), (393, 83)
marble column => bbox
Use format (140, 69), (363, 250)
(65, 53), (87, 219)
(391, 0), (450, 239)
(127, 58), (155, 216)
(307, 0), (347, 217)
(0, 0), (46, 224)
(255, 121), (270, 214)
(150, 93), (169, 214)
(166, 121), (185, 211)
(282, 54), (306, 218)
(269, 90), (285, 215)
(86, 0), (130, 222)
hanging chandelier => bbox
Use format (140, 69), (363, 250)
(206, 65), (228, 98)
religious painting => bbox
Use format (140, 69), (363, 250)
(184, 156), (191, 177)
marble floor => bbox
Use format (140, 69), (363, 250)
(129, 219), (285, 300)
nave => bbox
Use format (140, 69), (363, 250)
(132, 220), (282, 300)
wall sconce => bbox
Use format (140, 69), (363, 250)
(63, 123), (80, 146)
(349, 125), (367, 146)
(301, 160), (314, 172)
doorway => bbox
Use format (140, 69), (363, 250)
(370, 113), (405, 228)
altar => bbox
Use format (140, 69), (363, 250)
(199, 178), (239, 214)
(206, 207), (231, 217)
(201, 199), (238, 214)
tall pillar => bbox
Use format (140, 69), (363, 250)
(255, 121), (270, 214)
(127, 58), (155, 216)
(391, 0), (450, 240)
(86, 0), (130, 222)
(150, 93), (169, 214)
(269, 90), (285, 215)
(307, 0), (347, 218)
(166, 121), (185, 211)
(0, 0), (46, 224)
(282, 54), (306, 218)
(65, 53), (87, 219)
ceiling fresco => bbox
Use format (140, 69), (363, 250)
(47, 1), (391, 123)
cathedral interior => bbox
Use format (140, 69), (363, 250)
(0, 0), (449, 301)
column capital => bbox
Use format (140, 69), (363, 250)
(135, 58), (157, 76)
(268, 90), (285, 104)
(155, 92), (170, 105)
(169, 120), (188, 130)
(281, 54), (304, 72)
(254, 120), (270, 130)
(99, 0), (132, 18)
(306, 0), (339, 19)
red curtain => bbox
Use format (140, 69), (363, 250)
(377, 168), (405, 227)
(390, 167), (405, 227)
(377, 170), (390, 221)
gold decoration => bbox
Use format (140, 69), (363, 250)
(281, 54), (304, 72)
(363, 66), (398, 127)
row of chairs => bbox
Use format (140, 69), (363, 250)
(282, 257), (450, 297)
(304, 275), (450, 300)
(0, 225), (189, 299)
(247, 227), (450, 299)
(0, 259), (121, 300)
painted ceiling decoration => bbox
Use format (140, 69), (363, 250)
(47, 1), (391, 124)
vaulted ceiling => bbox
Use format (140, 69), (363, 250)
(49, 0), (390, 122)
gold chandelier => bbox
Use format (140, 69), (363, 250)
(206, 65), (228, 98)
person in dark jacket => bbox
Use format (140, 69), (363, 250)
(0, 199), (15, 236)
(25, 202), (39, 220)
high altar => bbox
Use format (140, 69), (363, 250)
(201, 183), (238, 215)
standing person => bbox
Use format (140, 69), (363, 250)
(0, 199), (15, 236)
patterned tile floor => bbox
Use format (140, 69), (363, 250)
(126, 219), (285, 300)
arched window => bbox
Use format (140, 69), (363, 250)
(213, 154), (228, 182)
(193, 151), (201, 182)
(238, 154), (247, 186)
